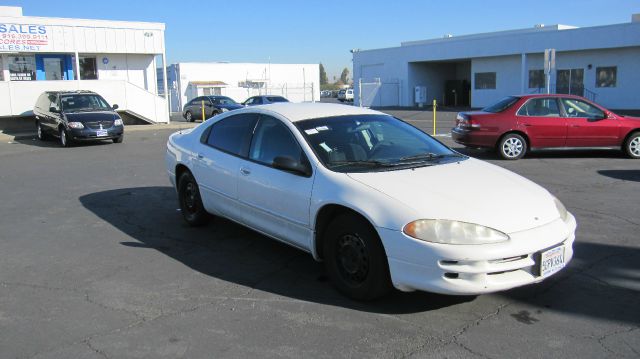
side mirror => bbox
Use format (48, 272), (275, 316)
(49, 107), (59, 113)
(272, 156), (311, 176)
(112, 104), (119, 110)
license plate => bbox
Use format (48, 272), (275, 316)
(540, 245), (565, 277)
(96, 130), (108, 137)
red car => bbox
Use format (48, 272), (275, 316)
(451, 94), (640, 160)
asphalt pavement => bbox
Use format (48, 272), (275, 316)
(0, 119), (638, 358)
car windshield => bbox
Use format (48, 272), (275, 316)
(296, 114), (465, 173)
(211, 97), (237, 105)
(60, 94), (111, 112)
(266, 96), (288, 102)
(482, 96), (520, 113)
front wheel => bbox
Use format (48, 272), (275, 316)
(177, 171), (209, 226)
(185, 111), (194, 122)
(498, 133), (527, 160)
(323, 213), (391, 301)
(624, 132), (640, 159)
(59, 127), (71, 147)
(36, 122), (48, 141)
(113, 135), (124, 143)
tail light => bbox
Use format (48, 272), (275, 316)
(456, 113), (480, 129)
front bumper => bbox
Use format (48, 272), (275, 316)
(378, 214), (577, 295)
(69, 126), (123, 141)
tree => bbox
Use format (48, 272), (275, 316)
(340, 67), (350, 85)
(319, 63), (328, 85)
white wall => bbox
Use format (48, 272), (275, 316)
(471, 55), (522, 107)
(171, 62), (320, 111)
(96, 54), (156, 93)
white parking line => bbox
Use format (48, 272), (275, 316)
(433, 134), (452, 138)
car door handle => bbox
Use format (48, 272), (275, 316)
(197, 153), (204, 160)
(240, 167), (251, 176)
(570, 125), (580, 127)
(523, 123), (532, 127)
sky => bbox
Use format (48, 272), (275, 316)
(4, 0), (640, 80)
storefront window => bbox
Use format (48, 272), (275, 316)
(474, 72), (496, 90)
(9, 55), (36, 81)
(79, 57), (98, 80)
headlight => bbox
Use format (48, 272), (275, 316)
(403, 219), (509, 245)
(553, 197), (570, 223)
(67, 122), (84, 129)
(114, 118), (123, 126)
(221, 108), (229, 112)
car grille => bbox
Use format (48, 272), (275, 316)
(84, 120), (114, 129)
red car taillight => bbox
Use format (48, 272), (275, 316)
(456, 113), (480, 129)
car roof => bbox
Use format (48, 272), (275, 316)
(515, 93), (589, 100)
(242, 103), (383, 123)
(47, 90), (98, 96)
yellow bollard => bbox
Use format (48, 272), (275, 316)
(432, 99), (437, 136)
(201, 100), (206, 121)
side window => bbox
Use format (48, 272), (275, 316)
(253, 97), (262, 105)
(48, 94), (59, 111)
(561, 98), (604, 119)
(249, 116), (304, 166)
(35, 94), (47, 110)
(517, 98), (560, 117)
(206, 114), (258, 156)
(245, 98), (254, 105)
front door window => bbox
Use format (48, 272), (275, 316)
(556, 69), (584, 97)
(43, 58), (63, 80)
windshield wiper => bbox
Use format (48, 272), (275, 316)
(329, 160), (395, 168)
(397, 152), (463, 163)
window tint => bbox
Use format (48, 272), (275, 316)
(249, 116), (303, 165)
(596, 67), (616, 88)
(528, 69), (545, 89)
(517, 98), (560, 117)
(482, 96), (520, 113)
(474, 72), (496, 89)
(266, 96), (288, 103)
(561, 99), (604, 119)
(48, 94), (59, 111)
(206, 114), (258, 156)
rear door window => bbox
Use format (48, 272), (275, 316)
(517, 98), (561, 117)
(206, 113), (259, 157)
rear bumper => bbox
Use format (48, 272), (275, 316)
(451, 127), (496, 148)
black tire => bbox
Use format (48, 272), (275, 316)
(36, 122), (48, 141)
(113, 135), (124, 144)
(59, 127), (72, 147)
(623, 132), (640, 159)
(185, 111), (194, 122)
(323, 213), (391, 301)
(177, 171), (208, 226)
(498, 133), (527, 160)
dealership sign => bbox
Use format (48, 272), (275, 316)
(0, 23), (51, 52)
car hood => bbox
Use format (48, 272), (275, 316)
(347, 158), (560, 233)
(64, 111), (118, 122)
(217, 104), (244, 111)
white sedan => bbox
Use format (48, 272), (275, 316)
(165, 103), (576, 300)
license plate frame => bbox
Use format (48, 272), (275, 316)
(96, 129), (108, 137)
(539, 245), (565, 277)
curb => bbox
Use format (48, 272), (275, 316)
(0, 122), (198, 142)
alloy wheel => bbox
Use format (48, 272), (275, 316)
(630, 137), (640, 157)
(503, 138), (523, 158)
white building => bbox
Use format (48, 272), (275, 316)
(0, 6), (169, 123)
(352, 15), (640, 110)
(168, 62), (320, 112)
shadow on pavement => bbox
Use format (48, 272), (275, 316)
(597, 170), (640, 182)
(80, 187), (639, 321)
(453, 146), (627, 160)
(79, 186), (475, 314)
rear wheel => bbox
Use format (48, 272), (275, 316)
(498, 133), (527, 160)
(185, 111), (194, 122)
(323, 213), (391, 301)
(177, 171), (208, 226)
(624, 132), (640, 159)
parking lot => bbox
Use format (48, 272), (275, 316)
(0, 115), (638, 358)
